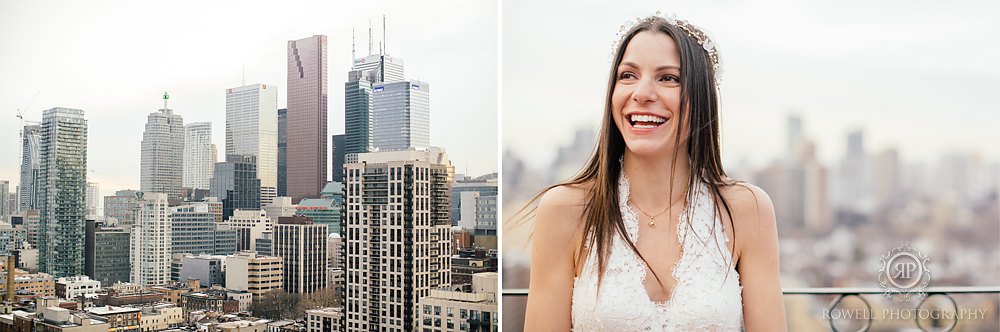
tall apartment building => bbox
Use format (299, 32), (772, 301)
(226, 84), (279, 206)
(18, 124), (42, 211)
(37, 107), (88, 277)
(277, 108), (287, 197)
(140, 95), (184, 200)
(274, 216), (327, 294)
(343, 147), (454, 331)
(286, 35), (328, 202)
(130, 193), (171, 286)
(183, 122), (213, 190)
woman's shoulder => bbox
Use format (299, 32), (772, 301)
(716, 180), (778, 240)
(535, 182), (592, 234)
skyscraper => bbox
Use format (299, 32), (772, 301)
(37, 107), (88, 277)
(0, 181), (9, 222)
(170, 202), (220, 255)
(184, 122), (213, 191)
(131, 193), (171, 286)
(344, 147), (454, 331)
(277, 108), (287, 197)
(372, 80), (430, 151)
(104, 190), (139, 226)
(85, 182), (100, 220)
(274, 216), (328, 294)
(19, 124), (41, 211)
(344, 53), (404, 158)
(226, 84), (279, 206)
(286, 35), (328, 202)
(210, 155), (261, 220)
(141, 94), (185, 200)
(331, 134), (346, 183)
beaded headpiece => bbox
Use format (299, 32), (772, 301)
(612, 12), (723, 84)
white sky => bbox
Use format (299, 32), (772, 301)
(0, 0), (498, 200)
(503, 0), (1000, 169)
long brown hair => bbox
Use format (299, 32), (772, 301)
(511, 15), (738, 288)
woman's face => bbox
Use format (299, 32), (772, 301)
(612, 30), (685, 158)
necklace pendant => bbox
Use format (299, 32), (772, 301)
(648, 218), (656, 226)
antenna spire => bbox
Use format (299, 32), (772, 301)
(368, 19), (373, 56)
(163, 91), (170, 109)
(382, 15), (386, 55)
(351, 27), (356, 60)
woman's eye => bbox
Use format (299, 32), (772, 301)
(659, 75), (679, 82)
(618, 72), (636, 80)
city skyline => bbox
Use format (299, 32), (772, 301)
(503, 0), (1000, 170)
(0, 0), (499, 200)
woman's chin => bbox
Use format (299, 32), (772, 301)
(624, 141), (675, 158)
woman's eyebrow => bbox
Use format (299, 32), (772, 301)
(618, 62), (680, 71)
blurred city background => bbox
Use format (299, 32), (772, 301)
(501, 0), (999, 330)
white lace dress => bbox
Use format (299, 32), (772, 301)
(571, 174), (744, 331)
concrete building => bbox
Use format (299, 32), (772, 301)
(170, 202), (238, 256)
(451, 177), (498, 236)
(84, 305), (140, 332)
(55, 275), (101, 300)
(0, 269), (55, 297)
(274, 216), (327, 294)
(372, 80), (430, 151)
(224, 252), (283, 298)
(131, 193), (171, 286)
(305, 307), (343, 332)
(227, 84), (279, 207)
(103, 190), (139, 226)
(140, 95), (185, 200)
(417, 273), (497, 332)
(177, 254), (227, 288)
(184, 122), (214, 191)
(264, 197), (296, 225)
(344, 147), (454, 331)
(18, 124), (42, 212)
(21, 209), (39, 247)
(211, 155), (261, 221)
(37, 107), (88, 277)
(137, 303), (183, 332)
(32, 297), (111, 332)
(225, 209), (272, 252)
(286, 35), (328, 201)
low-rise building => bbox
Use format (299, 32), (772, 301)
(55, 276), (101, 300)
(0, 269), (55, 297)
(211, 319), (271, 332)
(31, 297), (111, 332)
(85, 306), (140, 332)
(418, 273), (497, 332)
(180, 290), (241, 315)
(137, 303), (183, 332)
(305, 307), (342, 332)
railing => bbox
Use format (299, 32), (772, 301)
(502, 286), (1000, 332)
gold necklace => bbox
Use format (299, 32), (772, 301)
(629, 199), (671, 227)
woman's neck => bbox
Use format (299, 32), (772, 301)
(622, 149), (692, 211)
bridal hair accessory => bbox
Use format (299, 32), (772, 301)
(612, 11), (724, 85)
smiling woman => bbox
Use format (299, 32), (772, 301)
(519, 14), (786, 331)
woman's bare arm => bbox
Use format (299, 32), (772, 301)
(523, 185), (587, 331)
(726, 184), (787, 331)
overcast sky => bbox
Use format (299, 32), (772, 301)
(0, 0), (498, 200)
(503, 0), (999, 169)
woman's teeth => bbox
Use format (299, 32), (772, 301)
(630, 114), (667, 129)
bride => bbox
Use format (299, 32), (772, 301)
(523, 14), (786, 331)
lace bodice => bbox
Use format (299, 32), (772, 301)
(571, 173), (743, 331)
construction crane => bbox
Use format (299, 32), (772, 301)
(15, 92), (41, 178)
